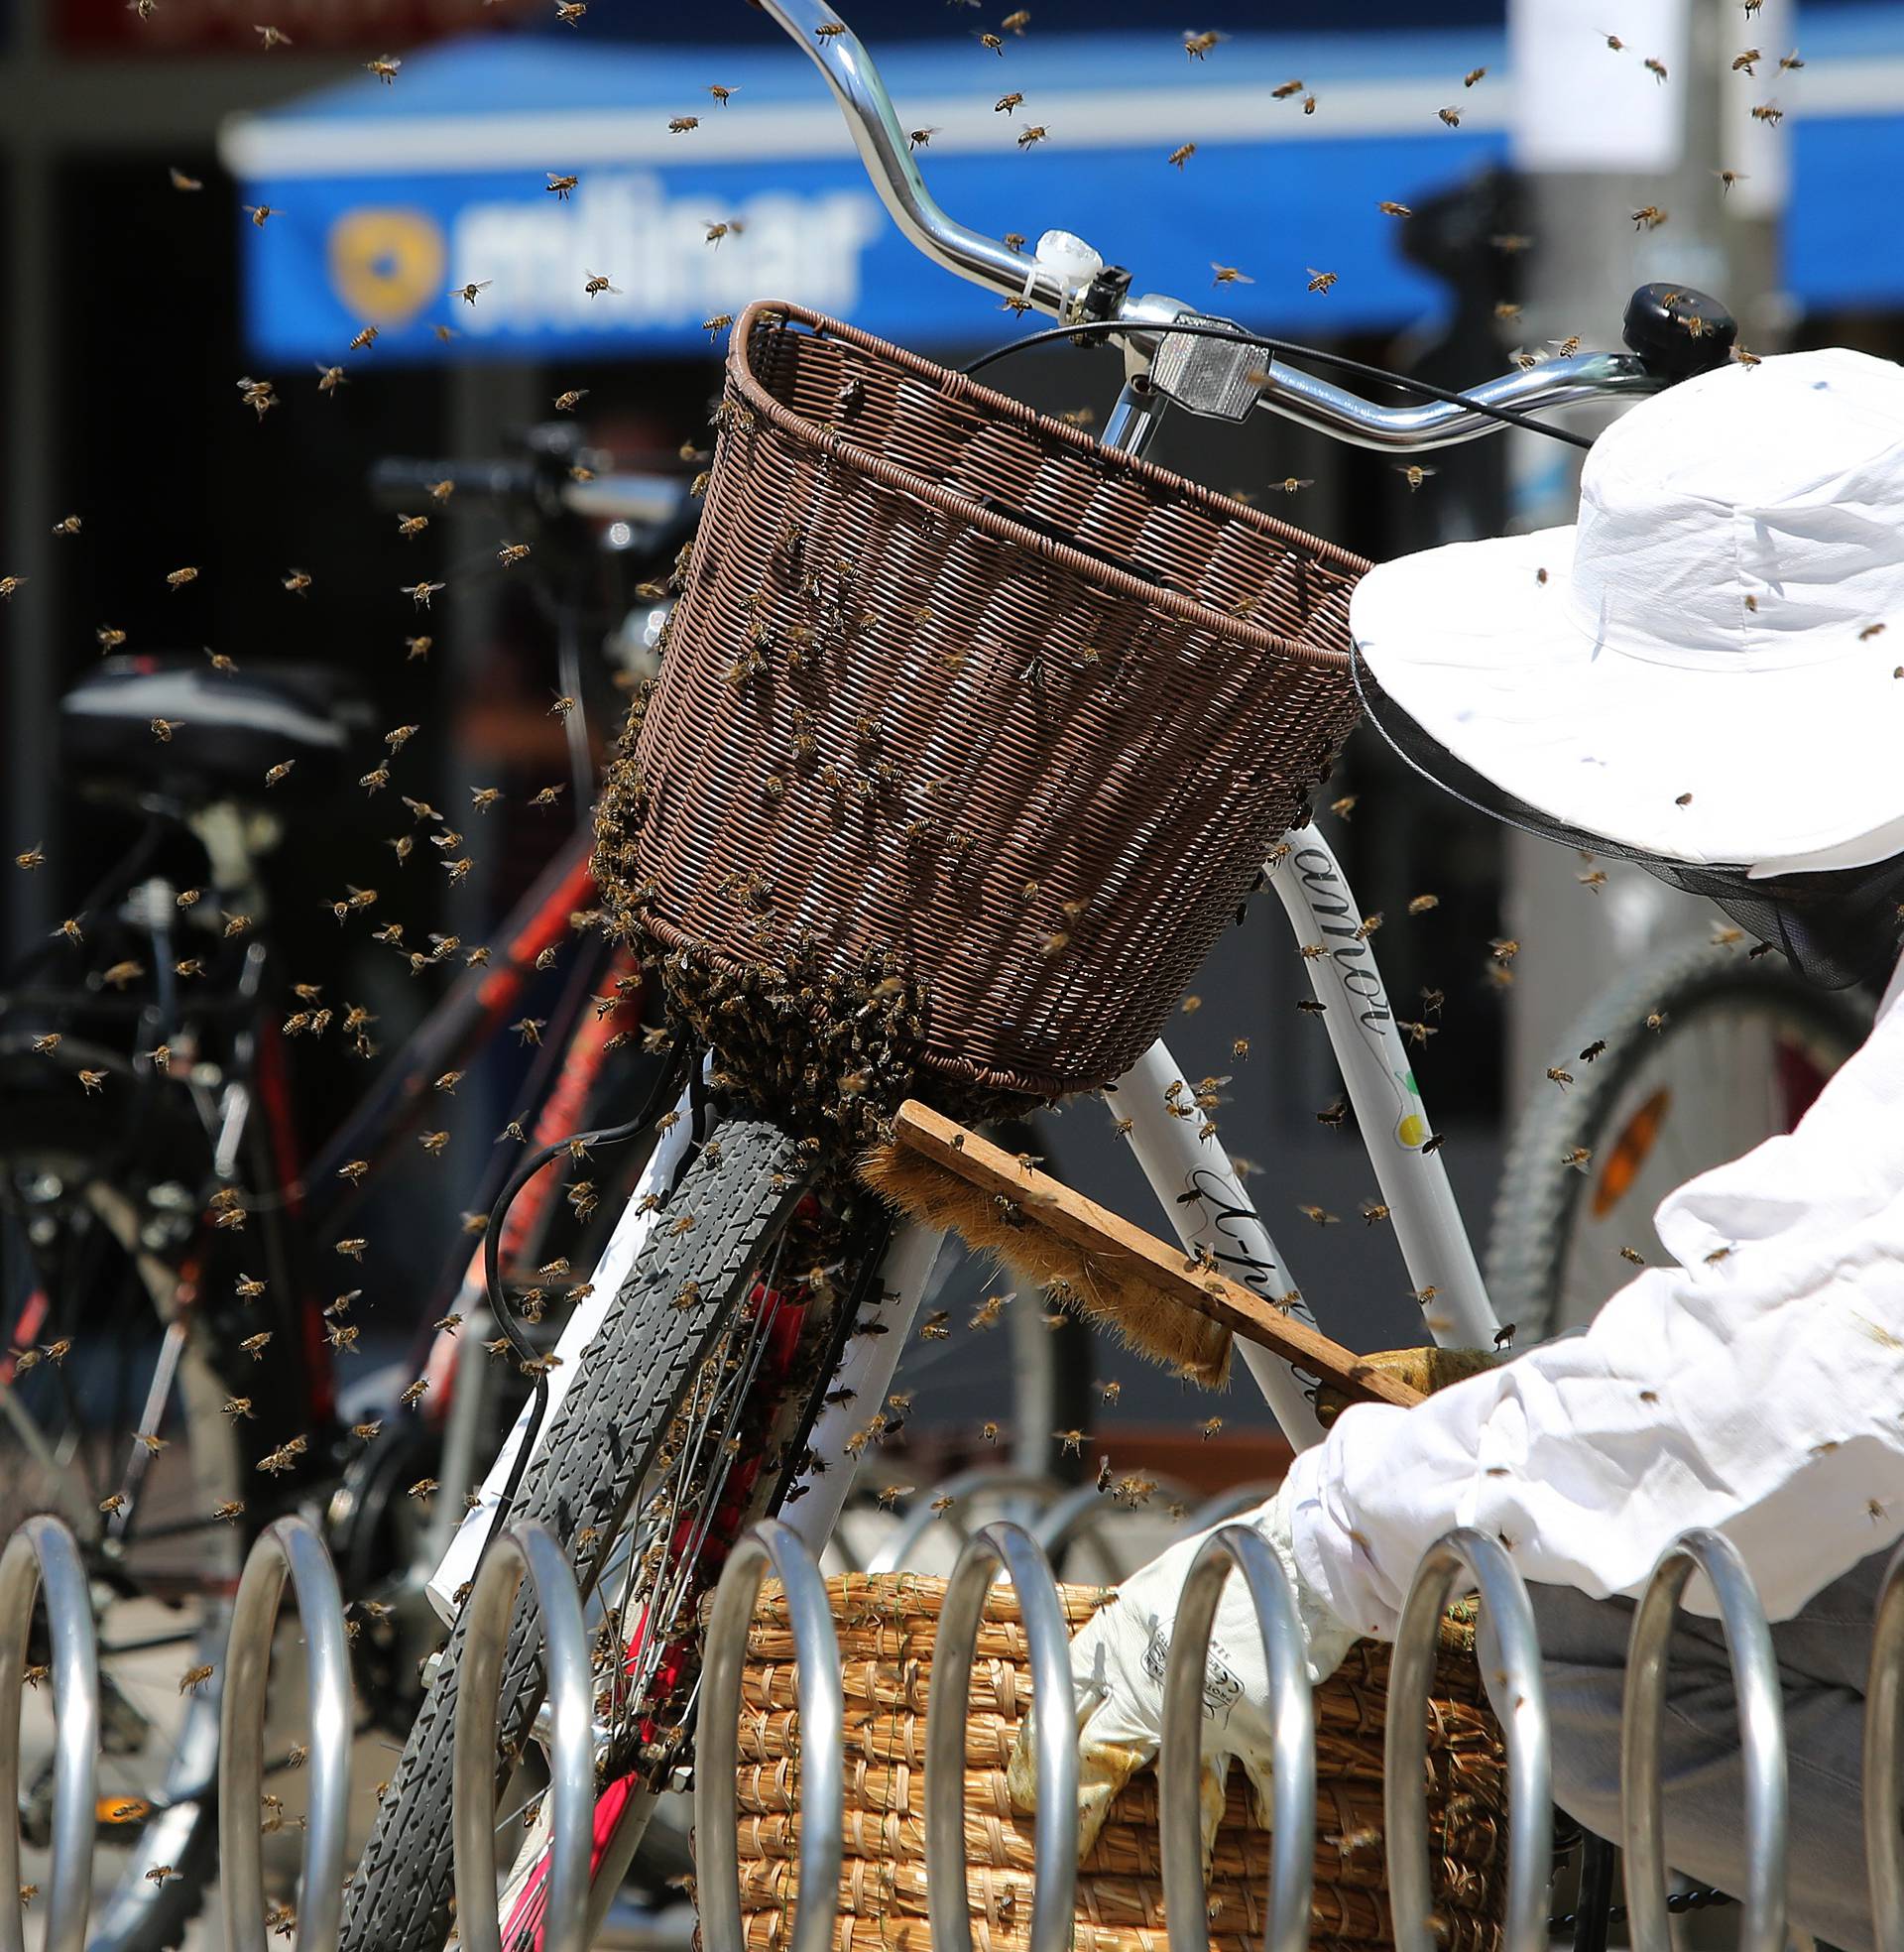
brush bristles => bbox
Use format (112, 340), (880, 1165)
(858, 1143), (1232, 1390)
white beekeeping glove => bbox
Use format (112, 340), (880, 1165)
(1005, 1475), (1361, 1868)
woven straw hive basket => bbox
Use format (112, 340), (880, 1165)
(721, 1572), (1509, 1952)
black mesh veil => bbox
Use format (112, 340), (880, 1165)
(1350, 649), (1904, 993)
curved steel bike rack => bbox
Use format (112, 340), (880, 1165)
(0, 1516), (99, 1952)
(218, 1514), (353, 1952)
(1865, 1538), (1904, 1952)
(1157, 1524), (1315, 1952)
(696, 1517), (846, 1952)
(1385, 1525), (1553, 1952)
(1, 1501), (1884, 1952)
(864, 1467), (1075, 1575)
(1620, 1526), (1788, 1952)
(453, 1522), (596, 1952)
(927, 1521), (1079, 1952)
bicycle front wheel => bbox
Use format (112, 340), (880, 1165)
(333, 1112), (845, 1952)
(1487, 939), (1870, 1347)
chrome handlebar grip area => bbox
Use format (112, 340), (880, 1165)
(696, 1518), (846, 1952)
(1158, 1525), (1315, 1952)
(218, 1516), (353, 1952)
(1385, 1526), (1553, 1952)
(749, 0), (1074, 313)
(1248, 350), (1666, 451)
(0, 1517), (98, 1952)
(452, 1524), (595, 1952)
(1621, 1528), (1788, 1952)
(927, 1522), (1079, 1952)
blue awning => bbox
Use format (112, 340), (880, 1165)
(217, 9), (1904, 365)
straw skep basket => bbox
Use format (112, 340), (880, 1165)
(718, 1572), (1510, 1952)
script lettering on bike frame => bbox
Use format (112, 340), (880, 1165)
(1291, 845), (1423, 1156)
(1183, 1165), (1324, 1400)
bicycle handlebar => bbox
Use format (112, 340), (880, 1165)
(752, 0), (1728, 447)
(368, 455), (694, 530)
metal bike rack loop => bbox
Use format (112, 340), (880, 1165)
(697, 1518), (846, 1952)
(453, 1522), (595, 1952)
(1385, 1526), (1553, 1952)
(1158, 1525), (1315, 1952)
(927, 1521), (1079, 1952)
(1621, 1527), (1787, 1952)
(218, 1515), (353, 1952)
(865, 1468), (1072, 1575)
(0, 1516), (99, 1952)
(1865, 1539), (1904, 1952)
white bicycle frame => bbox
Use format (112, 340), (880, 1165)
(429, 814), (1502, 1637)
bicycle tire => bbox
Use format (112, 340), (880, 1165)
(334, 1114), (811, 1952)
(1487, 938), (1871, 1348)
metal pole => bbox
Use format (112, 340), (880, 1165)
(1158, 1525), (1315, 1952)
(4, 0), (56, 963)
(926, 1523), (1078, 1952)
(0, 1517), (97, 1952)
(452, 1523), (594, 1952)
(1867, 1541), (1904, 1952)
(1619, 1527), (1787, 1952)
(1384, 1527), (1552, 1952)
(217, 1516), (353, 1952)
(694, 1520), (844, 1952)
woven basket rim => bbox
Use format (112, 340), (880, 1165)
(726, 300), (1371, 671)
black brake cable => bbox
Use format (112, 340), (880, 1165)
(466, 1036), (693, 1587)
(961, 317), (1598, 451)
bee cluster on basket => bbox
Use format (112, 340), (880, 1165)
(595, 679), (1036, 1159)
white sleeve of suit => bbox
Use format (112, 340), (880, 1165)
(1282, 958), (1904, 1639)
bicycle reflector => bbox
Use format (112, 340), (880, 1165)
(1591, 1088), (1671, 1219)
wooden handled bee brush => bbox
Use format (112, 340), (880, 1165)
(858, 1100), (1423, 1410)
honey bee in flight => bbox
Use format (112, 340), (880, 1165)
(1184, 29), (1224, 57)
(583, 270), (621, 298)
(1167, 142), (1196, 168)
(365, 55), (402, 83)
(546, 173), (579, 199)
(1307, 268), (1338, 293)
(242, 203), (281, 227)
(708, 83), (738, 104)
(667, 116), (699, 134)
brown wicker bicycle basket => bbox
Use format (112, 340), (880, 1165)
(602, 301), (1368, 1099)
(720, 1572), (1510, 1952)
